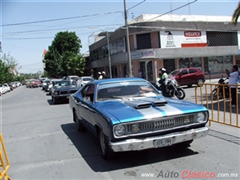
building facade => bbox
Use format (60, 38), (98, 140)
(89, 14), (240, 81)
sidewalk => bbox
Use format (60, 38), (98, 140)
(205, 78), (219, 83)
(208, 121), (239, 137)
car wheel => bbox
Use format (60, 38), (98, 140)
(211, 89), (218, 100)
(197, 79), (204, 87)
(74, 111), (85, 132)
(175, 88), (185, 100)
(52, 96), (58, 104)
(99, 130), (115, 160)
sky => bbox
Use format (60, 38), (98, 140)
(0, 0), (239, 74)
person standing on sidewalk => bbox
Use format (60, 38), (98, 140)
(226, 65), (239, 107)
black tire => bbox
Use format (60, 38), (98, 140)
(175, 88), (185, 100)
(74, 111), (85, 132)
(211, 89), (223, 100)
(197, 78), (204, 87)
(52, 96), (58, 104)
(99, 130), (115, 160)
(211, 89), (217, 100)
(187, 84), (193, 88)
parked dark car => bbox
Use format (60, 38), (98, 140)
(69, 78), (209, 159)
(169, 68), (205, 87)
(51, 80), (78, 104)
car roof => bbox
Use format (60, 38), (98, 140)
(81, 76), (93, 78)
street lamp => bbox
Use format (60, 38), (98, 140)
(89, 27), (112, 78)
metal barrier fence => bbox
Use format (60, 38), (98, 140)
(195, 83), (239, 127)
(0, 134), (11, 180)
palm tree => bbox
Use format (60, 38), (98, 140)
(232, 2), (240, 25)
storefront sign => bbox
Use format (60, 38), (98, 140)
(160, 31), (207, 48)
(131, 50), (155, 59)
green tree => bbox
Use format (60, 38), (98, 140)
(0, 53), (18, 83)
(44, 31), (85, 77)
(232, 2), (240, 25)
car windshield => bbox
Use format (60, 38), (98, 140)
(97, 80), (160, 101)
(169, 69), (180, 76)
(54, 81), (72, 87)
(71, 77), (79, 81)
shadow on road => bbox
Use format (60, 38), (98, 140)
(193, 93), (240, 113)
(61, 123), (199, 172)
(47, 99), (69, 105)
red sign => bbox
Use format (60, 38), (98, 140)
(184, 31), (201, 37)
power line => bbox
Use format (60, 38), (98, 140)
(1, 11), (123, 26)
(127, 0), (146, 11)
(3, 37), (54, 40)
(1, 24), (122, 36)
(146, 0), (198, 21)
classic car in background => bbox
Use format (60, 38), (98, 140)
(63, 75), (79, 82)
(28, 80), (42, 88)
(47, 79), (62, 95)
(69, 78), (209, 159)
(77, 76), (94, 89)
(51, 80), (78, 104)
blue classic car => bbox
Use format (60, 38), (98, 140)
(51, 80), (78, 104)
(69, 78), (209, 159)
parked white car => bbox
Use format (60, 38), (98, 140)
(77, 76), (94, 88)
(14, 81), (21, 87)
(65, 75), (79, 82)
(4, 83), (11, 93)
(0, 84), (5, 95)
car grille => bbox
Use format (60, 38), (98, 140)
(126, 115), (195, 133)
(60, 90), (77, 95)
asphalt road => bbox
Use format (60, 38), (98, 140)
(0, 86), (239, 180)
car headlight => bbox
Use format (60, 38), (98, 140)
(195, 112), (208, 123)
(114, 125), (126, 136)
(53, 91), (59, 95)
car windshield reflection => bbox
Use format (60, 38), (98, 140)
(97, 81), (160, 101)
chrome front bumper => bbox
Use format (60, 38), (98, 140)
(110, 127), (209, 152)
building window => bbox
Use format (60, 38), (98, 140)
(137, 33), (151, 49)
(207, 32), (238, 46)
(179, 57), (202, 70)
(110, 37), (126, 55)
(204, 56), (233, 74)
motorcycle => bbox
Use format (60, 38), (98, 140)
(211, 77), (229, 100)
(154, 75), (186, 100)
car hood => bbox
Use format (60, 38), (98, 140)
(54, 85), (77, 91)
(95, 96), (207, 124)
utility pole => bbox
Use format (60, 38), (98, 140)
(124, 0), (133, 77)
(106, 31), (112, 78)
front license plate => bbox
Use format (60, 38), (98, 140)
(153, 138), (172, 148)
